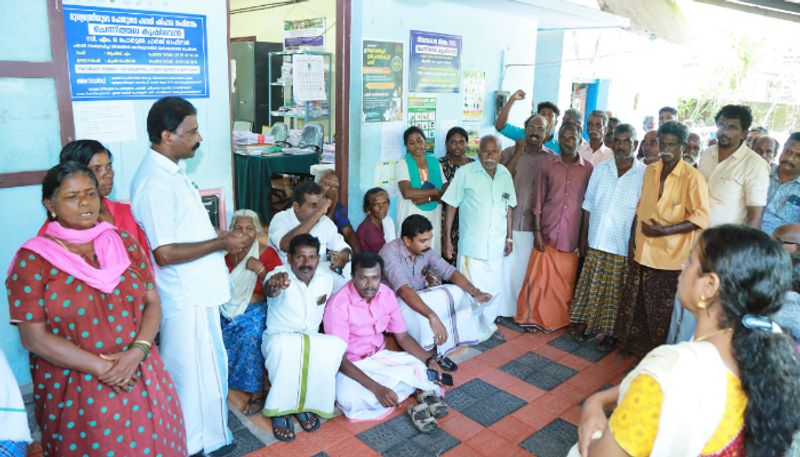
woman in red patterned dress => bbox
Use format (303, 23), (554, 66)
(6, 162), (186, 456)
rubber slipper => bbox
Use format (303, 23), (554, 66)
(270, 415), (295, 442)
(243, 394), (266, 416)
(416, 390), (448, 419)
(295, 411), (321, 432)
(407, 403), (438, 433)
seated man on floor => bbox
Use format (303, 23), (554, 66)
(316, 169), (363, 254)
(260, 234), (347, 442)
(378, 215), (493, 364)
(324, 253), (447, 430)
(269, 180), (351, 289)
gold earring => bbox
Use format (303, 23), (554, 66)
(697, 295), (707, 309)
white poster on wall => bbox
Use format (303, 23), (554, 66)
(73, 100), (137, 143)
(292, 54), (326, 102)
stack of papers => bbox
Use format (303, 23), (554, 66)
(281, 147), (317, 156)
(233, 131), (273, 145)
(321, 144), (335, 164)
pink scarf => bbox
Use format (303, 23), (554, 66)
(11, 221), (131, 293)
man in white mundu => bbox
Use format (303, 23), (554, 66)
(379, 215), (493, 361)
(324, 253), (446, 423)
(260, 234), (346, 443)
(442, 134), (516, 329)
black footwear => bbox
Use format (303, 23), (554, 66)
(596, 336), (615, 352)
(435, 355), (458, 372)
(207, 442), (238, 457)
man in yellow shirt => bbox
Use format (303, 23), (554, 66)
(613, 121), (710, 356)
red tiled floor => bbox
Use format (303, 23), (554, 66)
(438, 409), (485, 442)
(231, 324), (640, 456)
(465, 429), (527, 456)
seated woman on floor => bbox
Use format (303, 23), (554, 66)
(38, 140), (149, 254)
(221, 209), (281, 416)
(6, 162), (186, 456)
(356, 187), (395, 254)
(575, 224), (800, 457)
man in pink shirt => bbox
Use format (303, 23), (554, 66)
(516, 122), (594, 331)
(324, 252), (446, 429)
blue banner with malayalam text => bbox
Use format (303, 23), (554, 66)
(63, 5), (209, 100)
(409, 30), (461, 93)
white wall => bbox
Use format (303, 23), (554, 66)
(557, 28), (684, 134)
(1, 0), (233, 384)
(347, 0), (539, 226)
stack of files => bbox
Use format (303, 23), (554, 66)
(321, 144), (335, 164)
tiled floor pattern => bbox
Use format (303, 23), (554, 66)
(23, 318), (637, 457)
(243, 318), (637, 457)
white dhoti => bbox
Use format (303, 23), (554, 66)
(336, 350), (440, 421)
(458, 254), (503, 333)
(160, 305), (232, 455)
(399, 284), (493, 355)
(261, 332), (346, 418)
(498, 230), (533, 317)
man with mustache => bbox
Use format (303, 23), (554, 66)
(658, 106), (677, 126)
(639, 130), (660, 165)
(493, 89), (562, 153)
(441, 135), (516, 333)
(683, 132), (702, 167)
(698, 105), (770, 227)
(496, 114), (555, 318)
(260, 234), (346, 442)
(269, 180), (352, 289)
(516, 122), (594, 332)
(613, 121), (709, 356)
(570, 124), (646, 351)
(604, 116), (620, 149)
(753, 135), (780, 173)
(324, 253), (445, 424)
(762, 133), (800, 234)
(379, 215), (492, 363)
(131, 97), (250, 456)
(577, 110), (613, 165)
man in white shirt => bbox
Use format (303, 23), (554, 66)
(131, 96), (249, 457)
(577, 110), (614, 165)
(698, 105), (770, 227)
(269, 180), (351, 288)
(569, 124), (646, 351)
(260, 234), (346, 442)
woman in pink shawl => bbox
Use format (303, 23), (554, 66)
(7, 162), (186, 456)
(38, 140), (150, 255)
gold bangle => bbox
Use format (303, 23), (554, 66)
(133, 339), (152, 349)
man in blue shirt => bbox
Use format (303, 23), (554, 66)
(762, 132), (800, 234)
(442, 134), (516, 329)
(494, 89), (561, 153)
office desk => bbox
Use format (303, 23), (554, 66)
(234, 152), (319, 223)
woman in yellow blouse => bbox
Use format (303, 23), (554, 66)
(576, 224), (800, 457)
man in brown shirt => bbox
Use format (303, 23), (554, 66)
(497, 114), (555, 319)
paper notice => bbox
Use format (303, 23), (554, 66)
(73, 100), (137, 143)
(292, 54), (326, 102)
(380, 121), (405, 162)
(374, 161), (400, 197)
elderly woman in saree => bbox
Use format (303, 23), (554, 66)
(6, 162), (186, 456)
(574, 225), (800, 457)
(221, 209), (281, 415)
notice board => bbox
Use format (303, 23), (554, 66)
(63, 5), (209, 100)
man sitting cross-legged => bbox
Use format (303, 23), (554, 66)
(379, 215), (493, 366)
(260, 234), (346, 442)
(324, 252), (447, 431)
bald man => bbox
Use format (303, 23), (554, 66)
(774, 223), (800, 254)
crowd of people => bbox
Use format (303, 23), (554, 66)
(3, 92), (800, 457)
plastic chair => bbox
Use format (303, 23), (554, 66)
(298, 123), (324, 158)
(270, 123), (291, 147)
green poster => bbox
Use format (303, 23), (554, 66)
(408, 96), (437, 153)
(362, 40), (404, 123)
